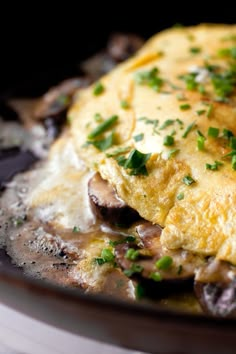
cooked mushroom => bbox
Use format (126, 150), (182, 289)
(88, 172), (140, 226)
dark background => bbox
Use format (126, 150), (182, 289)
(0, 2), (234, 96)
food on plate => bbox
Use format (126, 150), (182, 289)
(1, 24), (236, 317)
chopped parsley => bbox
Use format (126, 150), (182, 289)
(135, 67), (164, 92)
(179, 72), (198, 90)
(72, 226), (80, 233)
(93, 82), (105, 96)
(116, 149), (151, 176)
(182, 175), (196, 185)
(155, 256), (173, 270)
(133, 133), (144, 142)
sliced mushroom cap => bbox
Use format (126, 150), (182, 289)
(88, 172), (140, 226)
(107, 33), (144, 62)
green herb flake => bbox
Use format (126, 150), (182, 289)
(117, 149), (151, 176)
(177, 265), (183, 275)
(163, 135), (175, 146)
(123, 263), (144, 277)
(223, 129), (234, 139)
(208, 126), (219, 138)
(196, 109), (206, 116)
(230, 137), (236, 149)
(101, 248), (115, 262)
(135, 283), (146, 299)
(150, 271), (162, 282)
(206, 103), (213, 118)
(109, 235), (136, 247)
(106, 146), (131, 157)
(87, 115), (118, 139)
(135, 67), (164, 92)
(159, 119), (175, 130)
(232, 155), (236, 170)
(155, 256), (173, 270)
(120, 100), (130, 109)
(197, 135), (206, 151)
(125, 248), (140, 261)
(206, 160), (223, 171)
(179, 73), (198, 90)
(88, 132), (114, 151)
(177, 192), (184, 200)
(183, 175), (196, 185)
(182, 122), (196, 138)
(133, 133), (144, 142)
(176, 93), (186, 101)
(189, 47), (201, 54)
(93, 82), (105, 96)
(167, 148), (180, 159)
(94, 113), (103, 122)
(72, 226), (80, 233)
(179, 103), (191, 110)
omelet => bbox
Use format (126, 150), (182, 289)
(63, 24), (236, 265)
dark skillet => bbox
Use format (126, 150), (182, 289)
(1, 6), (236, 353)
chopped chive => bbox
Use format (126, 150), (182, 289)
(177, 192), (184, 200)
(208, 127), (219, 138)
(223, 129), (234, 139)
(135, 283), (145, 299)
(133, 133), (144, 142)
(167, 148), (180, 159)
(163, 135), (175, 146)
(72, 226), (80, 233)
(232, 155), (236, 170)
(117, 149), (151, 176)
(109, 235), (136, 247)
(179, 103), (191, 110)
(94, 113), (103, 122)
(206, 103), (213, 118)
(183, 175), (195, 185)
(93, 82), (105, 96)
(87, 115), (118, 139)
(106, 146), (131, 157)
(125, 248), (140, 261)
(135, 67), (164, 92)
(196, 109), (206, 116)
(182, 122), (196, 138)
(87, 132), (114, 151)
(197, 135), (206, 150)
(223, 150), (236, 158)
(120, 100), (130, 109)
(123, 263), (143, 277)
(189, 47), (201, 54)
(150, 271), (162, 282)
(159, 119), (175, 130)
(176, 118), (184, 126)
(101, 248), (115, 262)
(155, 255), (173, 270)
(177, 265), (183, 275)
(206, 161), (223, 171)
(230, 137), (236, 149)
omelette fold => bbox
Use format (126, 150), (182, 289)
(28, 24), (236, 270)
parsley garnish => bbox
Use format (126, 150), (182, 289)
(163, 135), (175, 146)
(72, 226), (80, 233)
(116, 149), (151, 176)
